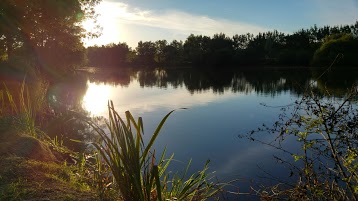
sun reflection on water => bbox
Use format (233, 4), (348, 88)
(82, 82), (111, 116)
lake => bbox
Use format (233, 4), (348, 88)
(58, 67), (357, 199)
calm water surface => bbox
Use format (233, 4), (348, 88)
(80, 68), (356, 199)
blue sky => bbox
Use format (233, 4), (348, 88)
(83, 0), (358, 48)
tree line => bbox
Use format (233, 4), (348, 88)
(1, 0), (358, 83)
(87, 21), (358, 68)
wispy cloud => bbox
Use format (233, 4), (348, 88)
(115, 7), (268, 36)
(84, 0), (358, 47)
(86, 1), (270, 47)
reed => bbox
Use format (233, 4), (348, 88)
(0, 78), (46, 138)
(89, 101), (220, 200)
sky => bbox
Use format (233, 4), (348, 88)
(83, 0), (358, 48)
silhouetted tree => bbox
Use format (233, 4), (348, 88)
(241, 31), (285, 65)
(208, 33), (234, 66)
(351, 21), (358, 36)
(136, 41), (157, 65)
(162, 40), (185, 65)
(232, 33), (253, 50)
(278, 29), (315, 65)
(0, 0), (100, 79)
(184, 34), (211, 65)
(155, 40), (168, 64)
(87, 42), (130, 67)
(83, 20), (358, 68)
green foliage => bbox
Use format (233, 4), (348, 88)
(0, 75), (93, 153)
(0, 78), (48, 138)
(312, 33), (358, 66)
(88, 101), (220, 200)
(0, 0), (101, 80)
(88, 101), (172, 200)
(0, 178), (29, 201)
(87, 21), (358, 68)
(161, 160), (219, 201)
(246, 86), (358, 200)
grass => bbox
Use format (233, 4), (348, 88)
(161, 160), (220, 200)
(0, 77), (100, 200)
(0, 156), (98, 201)
(88, 101), (221, 201)
(0, 76), (48, 139)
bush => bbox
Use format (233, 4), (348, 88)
(244, 87), (358, 200)
(312, 34), (358, 67)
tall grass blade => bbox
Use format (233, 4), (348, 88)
(88, 102), (220, 200)
(153, 165), (163, 201)
(141, 110), (174, 167)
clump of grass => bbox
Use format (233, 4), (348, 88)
(161, 159), (220, 201)
(0, 77), (48, 139)
(89, 101), (220, 201)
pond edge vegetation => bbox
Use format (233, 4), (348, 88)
(1, 60), (358, 200)
(1, 0), (358, 200)
(0, 81), (223, 200)
(241, 62), (358, 200)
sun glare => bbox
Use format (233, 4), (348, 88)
(82, 1), (128, 47)
(83, 82), (111, 116)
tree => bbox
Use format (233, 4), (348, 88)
(162, 40), (185, 65)
(136, 41), (156, 65)
(352, 21), (358, 36)
(243, 31), (285, 65)
(154, 40), (167, 64)
(278, 29), (315, 65)
(209, 33), (234, 66)
(87, 42), (130, 67)
(312, 33), (358, 67)
(184, 34), (211, 65)
(0, 0), (101, 79)
(232, 33), (253, 50)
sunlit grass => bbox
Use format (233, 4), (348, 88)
(0, 77), (48, 139)
(161, 160), (220, 201)
(0, 156), (96, 201)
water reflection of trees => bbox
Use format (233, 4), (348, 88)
(241, 70), (312, 96)
(313, 69), (358, 98)
(86, 68), (131, 87)
(6, 68), (352, 150)
(86, 67), (357, 97)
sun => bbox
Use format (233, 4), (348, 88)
(81, 1), (126, 47)
(82, 82), (111, 116)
